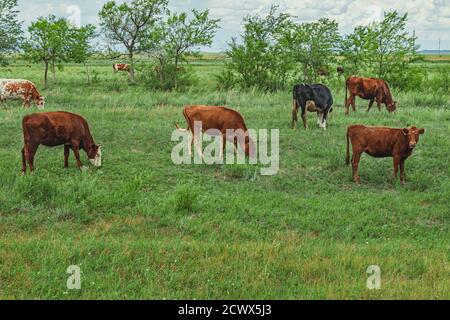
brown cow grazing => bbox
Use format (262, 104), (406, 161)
(0, 79), (45, 109)
(113, 63), (130, 73)
(344, 76), (396, 115)
(346, 125), (425, 184)
(175, 105), (255, 159)
(21, 111), (102, 173)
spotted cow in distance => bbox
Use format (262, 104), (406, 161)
(113, 63), (131, 73)
(0, 79), (45, 109)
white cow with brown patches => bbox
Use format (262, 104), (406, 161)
(0, 79), (45, 109)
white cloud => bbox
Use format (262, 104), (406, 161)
(17, 0), (450, 50)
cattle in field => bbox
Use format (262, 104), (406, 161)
(337, 67), (345, 75)
(346, 125), (425, 184)
(317, 68), (330, 76)
(175, 105), (255, 159)
(344, 76), (396, 115)
(291, 84), (333, 130)
(0, 79), (45, 109)
(21, 111), (102, 173)
(113, 63), (131, 73)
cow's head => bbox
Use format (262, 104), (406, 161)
(403, 126), (425, 149)
(35, 96), (45, 109)
(387, 101), (397, 112)
(88, 145), (102, 167)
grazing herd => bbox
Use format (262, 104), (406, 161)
(0, 70), (425, 184)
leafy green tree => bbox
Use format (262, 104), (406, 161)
(22, 15), (71, 88)
(145, 9), (220, 89)
(98, 0), (168, 82)
(68, 24), (97, 83)
(219, 6), (293, 91)
(287, 18), (341, 82)
(339, 25), (375, 76)
(0, 0), (22, 66)
(341, 11), (421, 88)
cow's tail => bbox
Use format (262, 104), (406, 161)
(174, 106), (190, 132)
(174, 121), (188, 132)
(291, 87), (298, 128)
(346, 127), (350, 166)
(344, 77), (349, 107)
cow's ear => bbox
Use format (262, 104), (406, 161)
(402, 128), (409, 135)
(419, 128), (425, 134)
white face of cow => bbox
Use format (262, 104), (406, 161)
(89, 146), (102, 167)
(36, 97), (45, 109)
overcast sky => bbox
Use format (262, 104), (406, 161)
(17, 0), (450, 51)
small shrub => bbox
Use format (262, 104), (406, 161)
(140, 63), (198, 91)
(174, 184), (200, 212)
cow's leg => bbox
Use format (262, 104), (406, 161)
(399, 158), (406, 185)
(193, 134), (203, 158)
(187, 132), (193, 158)
(321, 111), (329, 130)
(344, 95), (351, 115)
(291, 99), (298, 129)
(393, 155), (401, 181)
(301, 106), (307, 129)
(23, 98), (31, 108)
(21, 147), (27, 173)
(72, 144), (83, 169)
(367, 99), (374, 112)
(376, 96), (382, 111)
(64, 145), (70, 168)
(351, 96), (356, 112)
(351, 150), (362, 183)
(26, 143), (38, 172)
(219, 134), (225, 160)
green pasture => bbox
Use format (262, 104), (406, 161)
(0, 58), (449, 299)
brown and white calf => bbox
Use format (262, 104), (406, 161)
(21, 111), (102, 173)
(113, 63), (131, 73)
(175, 105), (255, 159)
(346, 125), (425, 184)
(0, 79), (45, 108)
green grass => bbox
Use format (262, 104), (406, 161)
(0, 59), (449, 299)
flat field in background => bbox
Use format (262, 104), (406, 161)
(0, 57), (449, 299)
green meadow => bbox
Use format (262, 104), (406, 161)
(0, 57), (449, 299)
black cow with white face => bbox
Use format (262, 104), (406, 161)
(291, 83), (333, 130)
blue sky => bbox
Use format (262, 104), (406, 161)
(17, 0), (450, 51)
